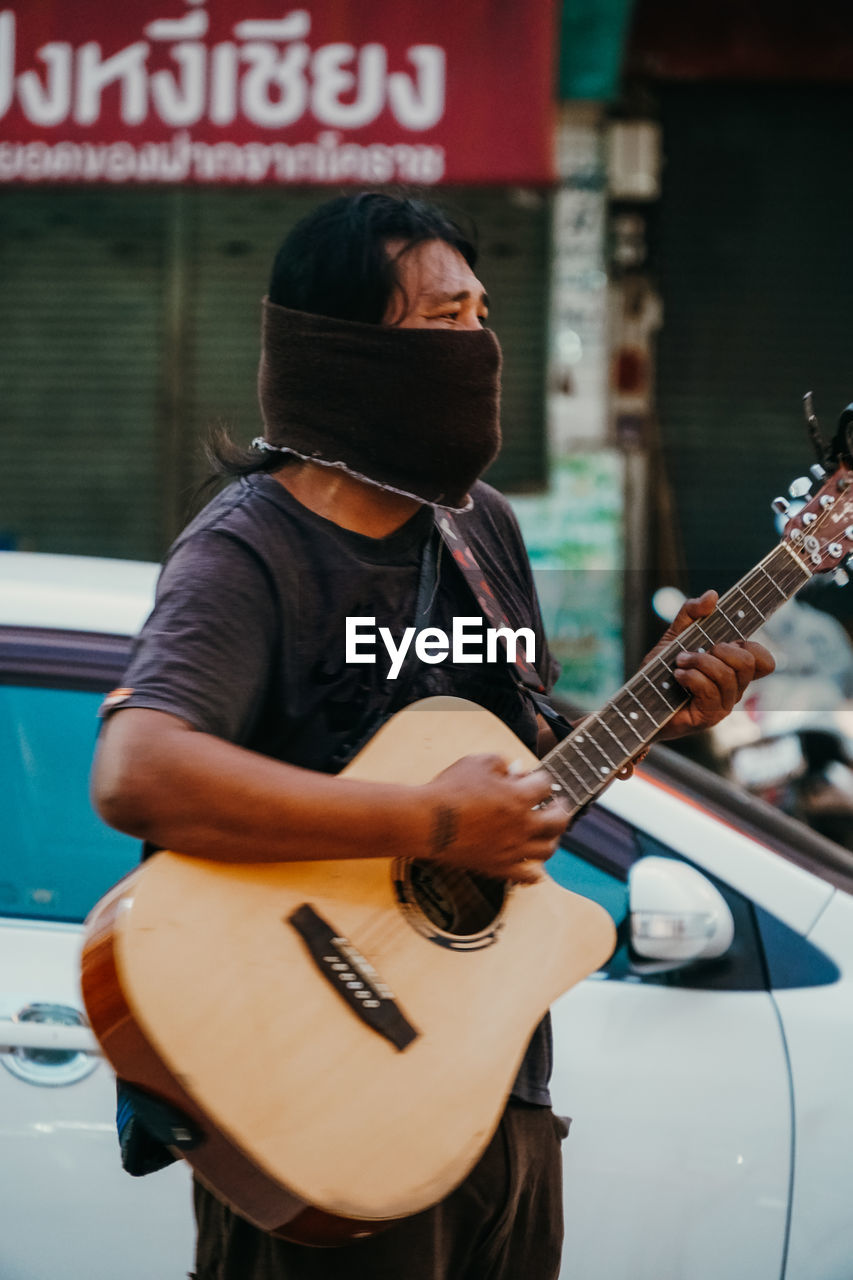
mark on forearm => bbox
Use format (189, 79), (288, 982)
(431, 804), (458, 856)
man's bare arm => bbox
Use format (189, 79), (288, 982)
(92, 708), (567, 884)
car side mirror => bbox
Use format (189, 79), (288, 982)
(628, 856), (735, 970)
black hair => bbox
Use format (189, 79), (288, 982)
(206, 192), (477, 480)
(268, 191), (477, 323)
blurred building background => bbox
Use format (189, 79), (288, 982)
(1, 0), (852, 705)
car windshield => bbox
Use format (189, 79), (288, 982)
(0, 684), (140, 923)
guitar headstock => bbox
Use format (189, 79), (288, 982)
(777, 458), (853, 582)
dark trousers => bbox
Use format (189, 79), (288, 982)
(192, 1102), (567, 1280)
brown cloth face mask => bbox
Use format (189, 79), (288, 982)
(256, 299), (503, 510)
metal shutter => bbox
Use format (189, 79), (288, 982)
(655, 85), (853, 616)
(0, 189), (171, 559)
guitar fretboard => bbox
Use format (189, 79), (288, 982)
(542, 542), (811, 816)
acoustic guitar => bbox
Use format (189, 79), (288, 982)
(81, 452), (853, 1246)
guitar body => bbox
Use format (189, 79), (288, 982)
(81, 697), (616, 1244)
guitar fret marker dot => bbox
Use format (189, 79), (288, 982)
(737, 611), (745, 618)
(630, 712), (639, 719)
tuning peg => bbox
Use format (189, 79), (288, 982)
(810, 463), (827, 482)
(771, 497), (790, 516)
(789, 477), (813, 498)
(834, 568), (850, 587)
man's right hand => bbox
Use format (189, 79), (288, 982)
(422, 754), (568, 885)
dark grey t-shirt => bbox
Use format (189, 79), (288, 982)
(117, 473), (559, 1104)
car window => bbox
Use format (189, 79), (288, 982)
(546, 804), (636, 929)
(546, 848), (629, 928)
(547, 802), (767, 992)
(0, 685), (140, 923)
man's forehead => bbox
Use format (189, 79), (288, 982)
(392, 240), (486, 298)
(421, 286), (490, 306)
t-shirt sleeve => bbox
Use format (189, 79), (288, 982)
(106, 531), (278, 744)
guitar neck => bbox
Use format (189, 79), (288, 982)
(542, 541), (812, 817)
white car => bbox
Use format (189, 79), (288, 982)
(0, 553), (194, 1280)
(2, 551), (852, 1280)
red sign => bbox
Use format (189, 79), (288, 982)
(0, 2), (557, 185)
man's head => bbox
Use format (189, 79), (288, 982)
(209, 193), (500, 508)
(268, 192), (486, 329)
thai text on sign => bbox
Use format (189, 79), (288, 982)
(0, 2), (557, 185)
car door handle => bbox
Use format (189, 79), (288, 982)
(0, 1004), (101, 1085)
(0, 1021), (98, 1053)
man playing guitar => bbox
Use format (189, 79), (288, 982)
(92, 192), (772, 1280)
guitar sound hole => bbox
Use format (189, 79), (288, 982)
(401, 860), (506, 942)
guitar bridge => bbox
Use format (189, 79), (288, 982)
(287, 904), (420, 1052)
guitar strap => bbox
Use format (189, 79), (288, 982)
(436, 512), (573, 743)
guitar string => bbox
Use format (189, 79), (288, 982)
(547, 561), (804, 804)
(466, 499), (848, 904)
(353, 509), (847, 955)
(354, 598), (808, 955)
(348, 483), (853, 956)
(545, 563), (796, 800)
(539, 493), (852, 809)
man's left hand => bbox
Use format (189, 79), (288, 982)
(649, 590), (775, 738)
